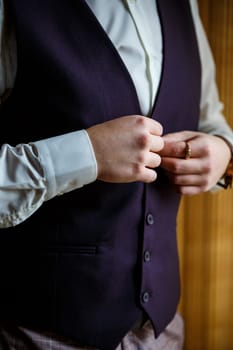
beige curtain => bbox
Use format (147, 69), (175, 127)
(178, 1), (233, 350)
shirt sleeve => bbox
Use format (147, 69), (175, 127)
(0, 131), (97, 228)
(190, 0), (233, 146)
(0, 2), (97, 227)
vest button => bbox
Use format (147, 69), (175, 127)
(142, 291), (150, 303)
(146, 213), (154, 225)
(144, 250), (151, 262)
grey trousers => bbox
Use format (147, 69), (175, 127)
(0, 313), (184, 350)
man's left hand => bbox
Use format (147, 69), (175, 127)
(159, 131), (231, 195)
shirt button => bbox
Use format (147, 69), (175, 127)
(144, 250), (151, 262)
(142, 291), (150, 303)
(146, 213), (154, 225)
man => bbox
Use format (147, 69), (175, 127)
(0, 0), (232, 349)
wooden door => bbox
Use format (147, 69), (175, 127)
(178, 2), (233, 349)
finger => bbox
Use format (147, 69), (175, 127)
(147, 118), (163, 136)
(146, 152), (162, 169)
(162, 135), (213, 160)
(144, 168), (158, 183)
(159, 140), (187, 158)
(134, 116), (163, 136)
(150, 135), (164, 153)
(161, 158), (204, 174)
(176, 185), (206, 196)
(160, 140), (200, 159)
(134, 166), (157, 183)
(171, 174), (206, 186)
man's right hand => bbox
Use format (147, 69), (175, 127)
(87, 115), (164, 183)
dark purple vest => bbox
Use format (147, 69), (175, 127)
(0, 1), (201, 349)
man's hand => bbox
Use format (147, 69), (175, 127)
(159, 131), (231, 195)
(87, 115), (164, 183)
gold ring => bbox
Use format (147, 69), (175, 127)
(185, 141), (191, 159)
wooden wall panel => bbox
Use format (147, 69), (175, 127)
(178, 1), (233, 350)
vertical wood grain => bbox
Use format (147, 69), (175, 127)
(178, 1), (233, 349)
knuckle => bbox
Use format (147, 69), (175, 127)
(133, 163), (144, 178)
(165, 142), (181, 157)
(137, 133), (150, 149)
(135, 115), (147, 128)
(173, 175), (180, 185)
(137, 151), (147, 164)
(199, 185), (208, 193)
(196, 174), (210, 192)
(170, 162), (182, 174)
(170, 143), (178, 154)
(202, 160), (212, 174)
(200, 179), (210, 192)
(202, 142), (212, 157)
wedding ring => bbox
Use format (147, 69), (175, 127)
(185, 141), (191, 159)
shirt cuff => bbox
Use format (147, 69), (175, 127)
(33, 130), (97, 200)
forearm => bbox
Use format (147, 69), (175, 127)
(0, 130), (97, 228)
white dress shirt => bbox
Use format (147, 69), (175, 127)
(0, 0), (232, 227)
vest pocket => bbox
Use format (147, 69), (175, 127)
(45, 245), (98, 256)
